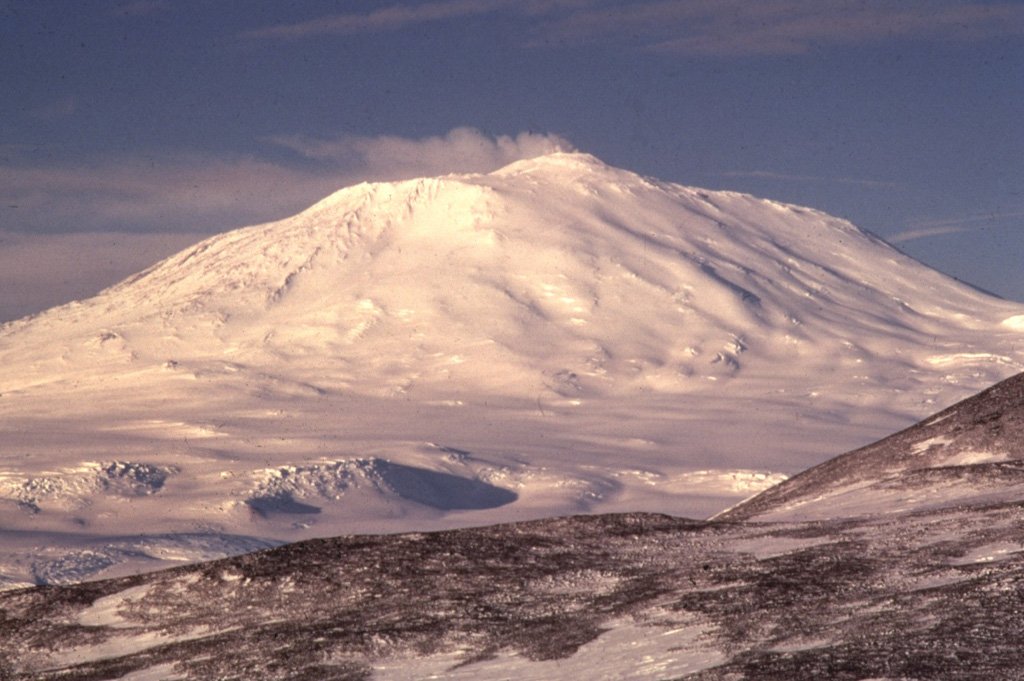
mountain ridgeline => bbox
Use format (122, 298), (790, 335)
(3, 152), (1021, 402)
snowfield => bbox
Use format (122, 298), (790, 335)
(1, 152), (1024, 587)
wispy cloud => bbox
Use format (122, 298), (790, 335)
(242, 0), (1024, 54)
(241, 0), (517, 40)
(271, 127), (574, 179)
(0, 153), (329, 235)
(720, 169), (896, 189)
(0, 128), (572, 236)
(537, 0), (1024, 55)
(888, 211), (1024, 244)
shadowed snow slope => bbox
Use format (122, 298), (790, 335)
(2, 152), (1024, 585)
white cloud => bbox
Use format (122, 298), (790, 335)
(0, 153), (333, 235)
(272, 127), (575, 179)
(888, 211), (1024, 244)
(241, 0), (518, 40)
(640, 1), (1024, 56)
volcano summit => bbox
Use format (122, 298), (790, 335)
(1, 152), (1023, 587)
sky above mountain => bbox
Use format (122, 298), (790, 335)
(1, 0), (1022, 322)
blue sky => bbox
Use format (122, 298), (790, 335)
(1, 0), (1022, 321)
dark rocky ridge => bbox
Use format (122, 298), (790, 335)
(5, 508), (1024, 680)
(718, 371), (1024, 522)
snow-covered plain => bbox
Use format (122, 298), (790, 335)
(2, 152), (1024, 587)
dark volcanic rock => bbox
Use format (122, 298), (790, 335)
(4, 507), (1024, 680)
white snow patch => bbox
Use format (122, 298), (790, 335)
(112, 663), (186, 681)
(728, 534), (834, 560)
(950, 541), (1024, 566)
(670, 469), (789, 495)
(78, 584), (154, 627)
(911, 436), (953, 455)
(371, 619), (724, 680)
(921, 411), (956, 427)
(1002, 314), (1024, 329)
(909, 436), (1011, 466)
(39, 628), (211, 671)
(945, 450), (1011, 466)
(925, 352), (1017, 366)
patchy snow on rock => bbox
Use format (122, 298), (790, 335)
(372, 618), (726, 681)
(720, 371), (1024, 523)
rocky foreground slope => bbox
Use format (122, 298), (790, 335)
(4, 373), (1024, 680)
(718, 371), (1024, 524)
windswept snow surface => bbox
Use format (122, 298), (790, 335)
(2, 152), (1024, 585)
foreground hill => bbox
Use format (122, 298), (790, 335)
(1, 153), (1023, 586)
(718, 371), (1024, 523)
(5, 373), (1024, 678)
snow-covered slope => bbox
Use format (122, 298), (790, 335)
(2, 152), (1023, 586)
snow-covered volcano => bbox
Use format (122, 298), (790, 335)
(7, 153), (1022, 403)
(2, 152), (1023, 586)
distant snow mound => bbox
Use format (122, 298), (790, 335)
(0, 461), (176, 512)
(96, 461), (177, 495)
(247, 459), (518, 515)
